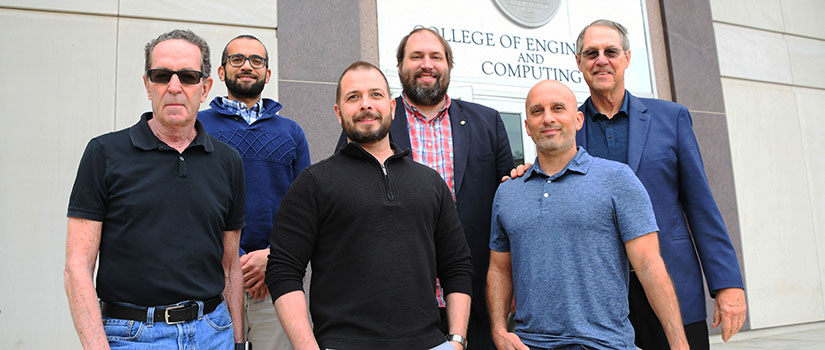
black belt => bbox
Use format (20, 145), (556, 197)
(100, 295), (223, 324)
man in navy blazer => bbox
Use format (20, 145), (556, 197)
(336, 28), (513, 349)
(574, 19), (746, 349)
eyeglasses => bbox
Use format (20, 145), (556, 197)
(146, 69), (206, 85)
(225, 54), (267, 69)
(579, 47), (625, 60)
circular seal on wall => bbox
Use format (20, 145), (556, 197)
(493, 0), (562, 28)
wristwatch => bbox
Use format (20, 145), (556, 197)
(447, 334), (467, 349)
(235, 342), (251, 350)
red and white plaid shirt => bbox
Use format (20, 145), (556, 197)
(403, 95), (455, 198)
(402, 94), (455, 307)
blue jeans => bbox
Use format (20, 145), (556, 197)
(103, 300), (233, 349)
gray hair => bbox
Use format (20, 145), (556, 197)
(144, 29), (211, 75)
(575, 19), (629, 54)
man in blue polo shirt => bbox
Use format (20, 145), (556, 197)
(486, 80), (688, 350)
(65, 30), (246, 349)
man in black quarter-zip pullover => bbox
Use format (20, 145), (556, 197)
(265, 61), (473, 350)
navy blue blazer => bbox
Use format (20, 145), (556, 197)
(336, 96), (513, 326)
(576, 92), (744, 324)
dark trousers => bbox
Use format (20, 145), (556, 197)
(629, 271), (710, 350)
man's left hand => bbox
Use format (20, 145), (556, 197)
(501, 162), (532, 182)
(240, 248), (269, 300)
(713, 287), (747, 342)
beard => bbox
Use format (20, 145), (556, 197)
(400, 68), (450, 107)
(342, 110), (391, 144)
(225, 74), (266, 99)
(533, 127), (576, 155)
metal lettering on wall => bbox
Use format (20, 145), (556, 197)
(493, 0), (562, 28)
(377, 0), (655, 100)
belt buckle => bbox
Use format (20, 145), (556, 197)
(164, 304), (187, 324)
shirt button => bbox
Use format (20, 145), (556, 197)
(543, 193), (549, 198)
(546, 179), (552, 183)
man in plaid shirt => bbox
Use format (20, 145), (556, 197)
(335, 27), (513, 349)
(392, 28), (513, 349)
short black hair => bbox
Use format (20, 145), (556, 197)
(335, 61), (390, 104)
(221, 34), (269, 68)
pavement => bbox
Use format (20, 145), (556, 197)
(709, 321), (825, 349)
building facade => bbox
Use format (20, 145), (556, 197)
(0, 0), (822, 347)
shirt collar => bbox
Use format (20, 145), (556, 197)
(217, 96), (263, 124)
(401, 94), (451, 122)
(341, 141), (410, 162)
(130, 112), (214, 152)
(523, 147), (592, 181)
(218, 96), (263, 113)
(585, 90), (630, 120)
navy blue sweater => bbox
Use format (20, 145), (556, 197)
(198, 98), (310, 254)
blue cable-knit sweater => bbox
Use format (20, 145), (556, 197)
(198, 97), (311, 255)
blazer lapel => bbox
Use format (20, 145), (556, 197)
(627, 93), (650, 173)
(390, 96), (412, 151)
(576, 100), (589, 150)
(450, 101), (470, 194)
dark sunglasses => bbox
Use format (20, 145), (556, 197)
(146, 69), (206, 85)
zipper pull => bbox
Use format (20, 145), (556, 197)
(380, 163), (388, 176)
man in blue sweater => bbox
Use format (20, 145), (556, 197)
(199, 35), (311, 350)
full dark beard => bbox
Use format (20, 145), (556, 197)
(342, 111), (391, 144)
(401, 73), (449, 107)
(225, 75), (266, 99)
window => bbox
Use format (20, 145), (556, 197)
(500, 112), (524, 167)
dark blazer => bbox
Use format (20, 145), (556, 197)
(336, 96), (513, 345)
(576, 92), (744, 324)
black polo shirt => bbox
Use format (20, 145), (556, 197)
(68, 112), (245, 306)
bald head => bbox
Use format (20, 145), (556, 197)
(524, 80), (583, 157)
(526, 80), (578, 113)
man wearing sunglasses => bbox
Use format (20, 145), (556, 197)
(199, 35), (310, 350)
(65, 29), (246, 349)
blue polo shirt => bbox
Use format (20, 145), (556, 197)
(583, 91), (630, 164)
(490, 147), (658, 349)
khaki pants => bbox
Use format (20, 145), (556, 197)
(246, 265), (312, 349)
(244, 292), (291, 350)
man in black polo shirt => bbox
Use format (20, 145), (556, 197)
(64, 29), (247, 349)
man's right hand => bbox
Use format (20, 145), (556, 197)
(492, 329), (529, 350)
(240, 248), (270, 300)
(501, 162), (532, 182)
